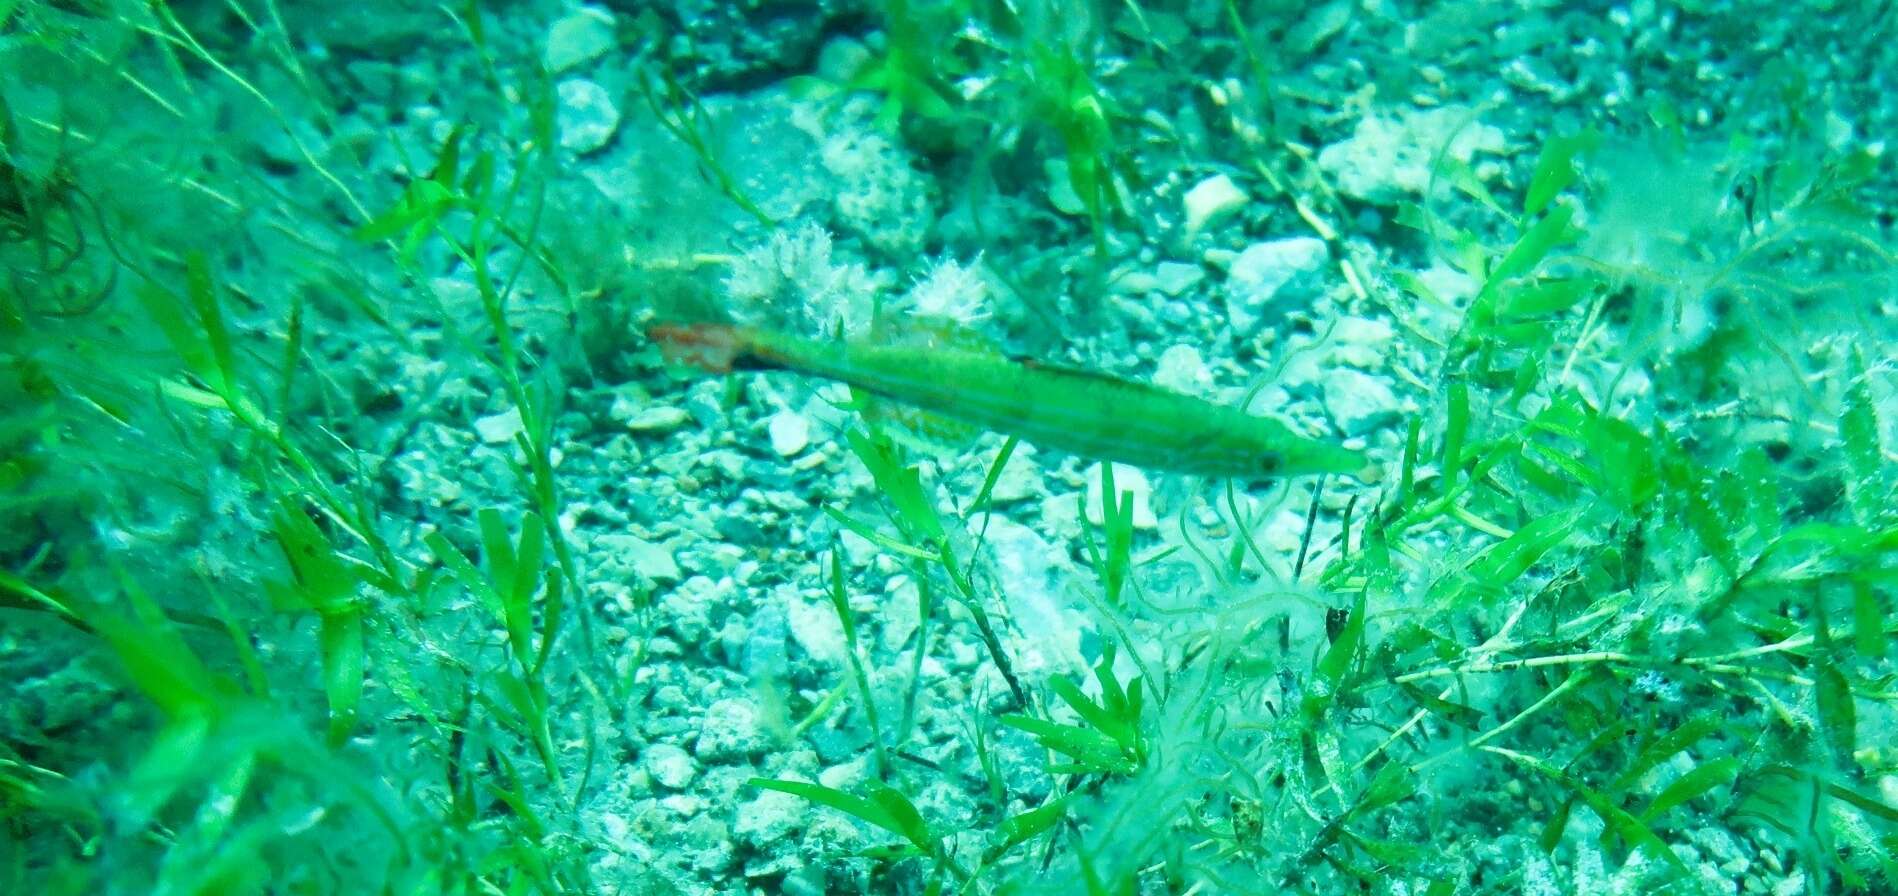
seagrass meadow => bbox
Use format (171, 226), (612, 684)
(3, 1), (1896, 893)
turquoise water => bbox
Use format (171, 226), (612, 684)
(2, 1), (1894, 893)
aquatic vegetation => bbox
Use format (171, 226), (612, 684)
(804, 0), (1136, 263)
(3, 1), (1894, 895)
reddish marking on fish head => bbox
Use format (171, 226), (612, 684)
(648, 323), (741, 373)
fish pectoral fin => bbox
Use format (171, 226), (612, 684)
(854, 388), (984, 456)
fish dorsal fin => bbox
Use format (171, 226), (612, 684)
(1015, 355), (1157, 391)
(872, 316), (1161, 395)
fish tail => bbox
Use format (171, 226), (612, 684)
(648, 322), (766, 373)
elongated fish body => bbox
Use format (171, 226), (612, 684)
(650, 322), (1373, 481)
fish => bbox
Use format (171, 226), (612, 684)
(647, 321), (1376, 481)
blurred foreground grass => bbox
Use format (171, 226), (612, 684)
(3, 1), (1896, 894)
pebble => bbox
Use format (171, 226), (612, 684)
(742, 601), (791, 680)
(817, 755), (872, 792)
(1182, 173), (1248, 236)
(1153, 344), (1212, 394)
(626, 405), (691, 434)
(785, 593), (846, 665)
(1326, 316), (1397, 369)
(767, 409), (811, 456)
(650, 684), (688, 711)
(1112, 270), (1159, 295)
(1257, 507), (1314, 553)
(599, 533), (681, 582)
(975, 514), (1086, 672)
(815, 35), (872, 83)
(1226, 237), (1329, 331)
(984, 445), (1044, 504)
(474, 407), (523, 444)
(543, 6), (616, 74)
(1041, 491), (1082, 534)
(1083, 463), (1158, 530)
(878, 576), (922, 652)
(695, 697), (771, 762)
(1415, 263), (1479, 304)
(658, 794), (701, 816)
(733, 785), (804, 846)
(1153, 261), (1205, 297)
(699, 449), (747, 481)
(643, 742), (697, 789)
(1322, 367), (1403, 437)
(1316, 106), (1505, 204)
(556, 78), (620, 154)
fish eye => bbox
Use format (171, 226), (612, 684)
(1257, 452), (1282, 474)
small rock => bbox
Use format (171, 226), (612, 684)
(838, 528), (879, 569)
(605, 387), (651, 424)
(1083, 463), (1158, 530)
(914, 778), (978, 831)
(650, 684), (689, 711)
(742, 601), (791, 680)
(984, 444), (1043, 504)
(767, 409), (811, 456)
(658, 793), (703, 817)
(785, 594), (846, 665)
(1158, 299), (1196, 327)
(815, 35), (872, 83)
(1284, 0), (1352, 55)
(1111, 270), (1159, 295)
(696, 697), (771, 762)
(1153, 344), (1212, 394)
(474, 407), (523, 444)
(878, 576), (922, 652)
(699, 449), (748, 481)
(1326, 316), (1396, 369)
(1040, 491), (1082, 533)
(1316, 106), (1505, 204)
(1414, 263), (1479, 304)
(1258, 507), (1314, 553)
(1321, 368), (1402, 437)
(714, 511), (766, 545)
(1182, 173), (1248, 236)
(976, 514), (1086, 674)
(626, 405), (691, 434)
(644, 743), (697, 789)
(1153, 261), (1205, 297)
(733, 784), (804, 846)
(543, 6), (616, 74)
(658, 577), (716, 643)
(1502, 56), (1573, 101)
(599, 533), (681, 583)
(557, 78), (620, 154)
(818, 755), (873, 792)
(1771, 874), (1805, 896)
(1226, 237), (1329, 331)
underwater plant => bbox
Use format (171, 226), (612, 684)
(2, 1), (1893, 895)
